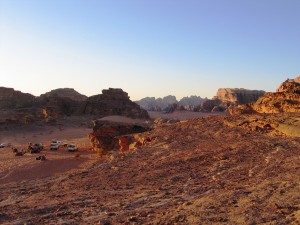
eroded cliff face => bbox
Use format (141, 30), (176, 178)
(230, 78), (300, 114)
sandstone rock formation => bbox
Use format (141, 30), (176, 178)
(230, 78), (300, 114)
(89, 120), (149, 153)
(39, 88), (88, 101)
(295, 76), (300, 83)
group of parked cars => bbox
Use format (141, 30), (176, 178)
(1, 141), (78, 152)
(50, 141), (78, 152)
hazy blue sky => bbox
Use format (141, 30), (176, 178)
(0, 0), (299, 100)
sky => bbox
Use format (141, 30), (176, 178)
(0, 0), (299, 100)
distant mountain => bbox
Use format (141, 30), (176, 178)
(136, 88), (266, 113)
(178, 95), (207, 108)
(136, 95), (206, 111)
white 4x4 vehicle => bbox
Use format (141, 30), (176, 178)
(50, 141), (67, 150)
(50, 143), (59, 150)
(67, 144), (78, 152)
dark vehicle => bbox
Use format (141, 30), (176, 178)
(29, 143), (43, 153)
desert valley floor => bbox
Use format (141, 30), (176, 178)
(0, 111), (299, 224)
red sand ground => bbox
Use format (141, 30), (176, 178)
(0, 112), (213, 185)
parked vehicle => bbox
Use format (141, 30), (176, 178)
(50, 140), (67, 150)
(67, 144), (78, 152)
(51, 140), (67, 147)
(50, 143), (59, 150)
(30, 143), (43, 153)
(0, 143), (11, 148)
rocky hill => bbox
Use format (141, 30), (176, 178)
(230, 77), (300, 114)
(0, 87), (149, 128)
(39, 88), (88, 101)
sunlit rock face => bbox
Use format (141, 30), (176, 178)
(230, 77), (300, 114)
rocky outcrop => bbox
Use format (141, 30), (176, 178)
(39, 88), (87, 101)
(230, 78), (300, 114)
(253, 79), (300, 113)
(83, 88), (149, 119)
(88, 120), (149, 153)
(295, 76), (300, 83)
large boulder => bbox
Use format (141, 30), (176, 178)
(88, 120), (149, 153)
